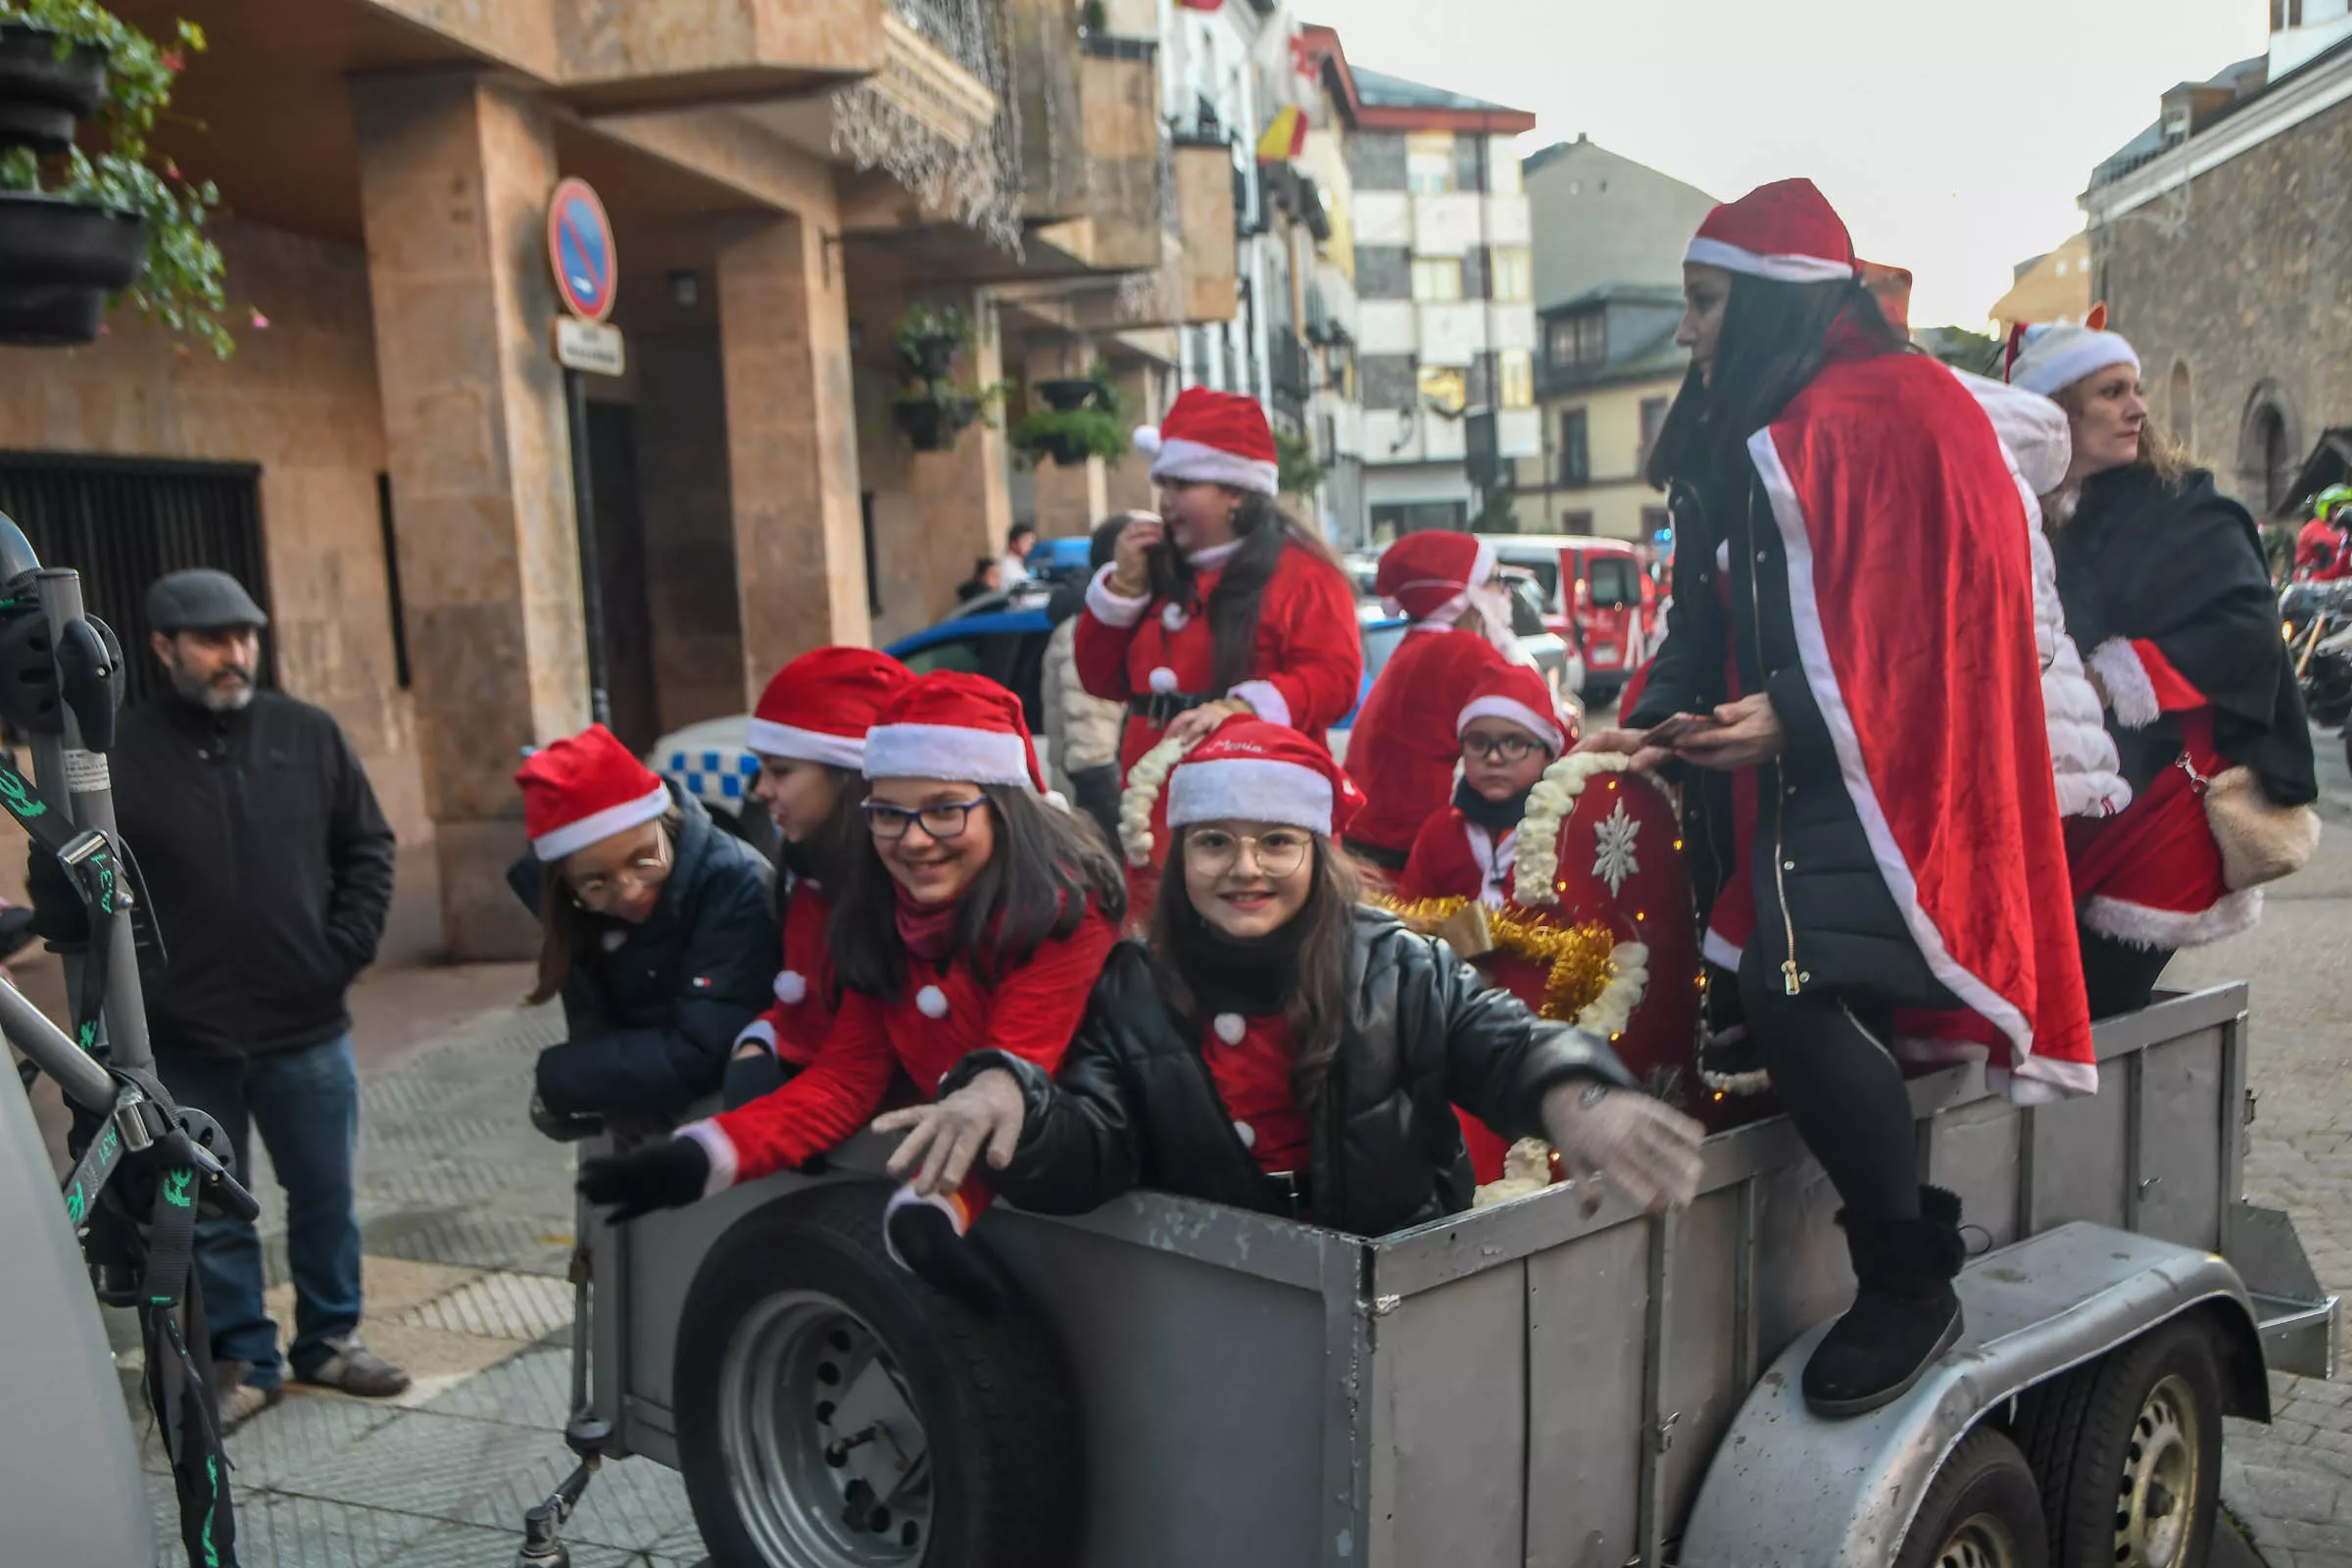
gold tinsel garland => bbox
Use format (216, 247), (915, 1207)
(1381, 897), (1617, 1024)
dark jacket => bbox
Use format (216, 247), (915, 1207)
(2053, 466), (2316, 806)
(510, 787), (777, 1119)
(944, 908), (1638, 1238)
(112, 689), (396, 1059)
(1627, 467), (1944, 1004)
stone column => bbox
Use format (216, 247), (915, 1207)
(352, 70), (587, 960)
(1024, 339), (1107, 538)
(716, 214), (869, 693)
(1102, 357), (1160, 516)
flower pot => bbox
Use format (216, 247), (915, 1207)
(903, 331), (964, 381)
(0, 25), (108, 155)
(0, 194), (146, 346)
(894, 395), (980, 453)
(1032, 431), (1090, 467)
(1036, 377), (1099, 413)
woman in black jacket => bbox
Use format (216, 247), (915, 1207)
(873, 716), (1703, 1239)
(2009, 322), (2317, 1015)
(510, 724), (778, 1136)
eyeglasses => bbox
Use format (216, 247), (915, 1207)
(862, 797), (991, 841)
(1462, 731), (1545, 763)
(1187, 826), (1312, 878)
(570, 833), (673, 906)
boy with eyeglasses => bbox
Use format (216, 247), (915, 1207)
(1396, 663), (1572, 908)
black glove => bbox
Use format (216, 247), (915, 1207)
(579, 1136), (710, 1223)
(722, 1048), (797, 1109)
(24, 847), (87, 949)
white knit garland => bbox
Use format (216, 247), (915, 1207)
(1117, 732), (1200, 867)
(1512, 752), (1640, 908)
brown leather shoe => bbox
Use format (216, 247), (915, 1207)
(294, 1335), (411, 1398)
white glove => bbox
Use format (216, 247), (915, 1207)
(1540, 1078), (1704, 1214)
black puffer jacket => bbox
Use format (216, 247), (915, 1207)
(509, 787), (778, 1118)
(943, 908), (1637, 1238)
(1628, 466), (1945, 1004)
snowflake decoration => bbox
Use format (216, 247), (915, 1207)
(1592, 799), (1641, 896)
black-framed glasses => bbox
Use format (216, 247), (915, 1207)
(1187, 825), (1312, 878)
(862, 797), (991, 841)
(1462, 731), (1544, 763)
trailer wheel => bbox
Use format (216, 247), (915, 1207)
(1894, 1427), (2048, 1568)
(673, 1184), (1077, 1568)
(2013, 1317), (2222, 1568)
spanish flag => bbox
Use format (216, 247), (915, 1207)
(1255, 104), (1306, 162)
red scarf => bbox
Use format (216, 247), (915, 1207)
(893, 885), (960, 962)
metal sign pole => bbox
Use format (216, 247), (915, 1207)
(565, 368), (612, 730)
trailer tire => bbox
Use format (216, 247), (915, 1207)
(673, 1183), (1077, 1568)
(2014, 1316), (2223, 1568)
(1894, 1427), (2047, 1568)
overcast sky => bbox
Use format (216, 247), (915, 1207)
(1314, 0), (2272, 329)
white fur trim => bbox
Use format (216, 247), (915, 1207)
(1457, 695), (1563, 755)
(2082, 888), (2264, 950)
(533, 781), (671, 861)
(745, 719), (865, 769)
(915, 984), (951, 1018)
(1149, 666), (1181, 694)
(2087, 637), (2159, 729)
(1167, 756), (1335, 834)
(1132, 423), (1163, 457)
(1150, 434), (1280, 496)
(1685, 235), (1854, 284)
(1212, 1012), (1247, 1045)
(864, 722), (1037, 790)
(1189, 539), (1244, 569)
(774, 970), (808, 1005)
(1233, 1121), (1256, 1149)
(733, 1017), (778, 1052)
(1229, 679), (1293, 727)
(1750, 429), (2041, 1075)
(2009, 330), (2139, 399)
(1701, 927), (1744, 973)
(677, 1121), (740, 1197)
(882, 1184), (974, 1268)
(1085, 564), (1151, 628)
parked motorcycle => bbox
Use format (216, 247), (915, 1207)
(2279, 579), (2352, 728)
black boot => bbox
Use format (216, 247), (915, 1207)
(885, 1200), (1004, 1320)
(1802, 1185), (1965, 1418)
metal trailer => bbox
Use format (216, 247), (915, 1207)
(589, 982), (2337, 1567)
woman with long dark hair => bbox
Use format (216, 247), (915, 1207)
(2010, 322), (2317, 1014)
(1075, 388), (1361, 774)
(719, 647), (911, 1107)
(874, 717), (1703, 1239)
(510, 725), (778, 1135)
(577, 674), (1125, 1299)
(1578, 180), (2095, 1417)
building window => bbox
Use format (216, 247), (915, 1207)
(1489, 246), (1533, 302)
(2169, 361), (2192, 445)
(1498, 350), (1533, 410)
(1406, 131), (1455, 194)
(1486, 143), (1522, 196)
(1411, 257), (1463, 302)
(376, 473), (411, 689)
(1418, 365), (1467, 416)
(1544, 312), (1605, 369)
(1562, 510), (1593, 532)
(1559, 408), (1590, 485)
(1641, 506), (1671, 542)
(1639, 396), (1670, 467)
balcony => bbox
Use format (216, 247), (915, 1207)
(1270, 330), (1314, 405)
(546, 0), (897, 114)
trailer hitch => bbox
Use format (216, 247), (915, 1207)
(513, 1249), (611, 1568)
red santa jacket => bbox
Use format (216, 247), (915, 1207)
(1397, 806), (1516, 908)
(1074, 538), (1361, 775)
(1197, 1011), (1312, 1177)
(1345, 628), (1507, 857)
(684, 906), (1118, 1188)
(739, 876), (837, 1068)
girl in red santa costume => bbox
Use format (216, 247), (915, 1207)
(1580, 178), (2095, 1417)
(1074, 387), (1361, 776)
(577, 672), (1124, 1311)
(875, 715), (1703, 1238)
(1396, 662), (1572, 909)
(1341, 530), (1516, 870)
(718, 646), (911, 1108)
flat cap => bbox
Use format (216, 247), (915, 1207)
(147, 568), (268, 633)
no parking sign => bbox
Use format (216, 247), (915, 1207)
(547, 177), (622, 374)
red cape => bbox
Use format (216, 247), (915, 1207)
(1752, 354), (2093, 1101)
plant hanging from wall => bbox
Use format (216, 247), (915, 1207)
(0, 0), (228, 354)
(888, 301), (1009, 453)
(1274, 425), (1323, 500)
(1009, 362), (1127, 469)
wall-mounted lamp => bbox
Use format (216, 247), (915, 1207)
(667, 270), (699, 309)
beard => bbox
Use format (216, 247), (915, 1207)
(170, 662), (254, 712)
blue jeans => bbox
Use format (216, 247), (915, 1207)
(155, 1034), (364, 1390)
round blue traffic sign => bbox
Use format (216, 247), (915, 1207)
(547, 177), (617, 323)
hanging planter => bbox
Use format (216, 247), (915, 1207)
(1036, 376), (1100, 413)
(1009, 406), (1127, 469)
(0, 189), (143, 342)
(0, 24), (103, 153)
(891, 392), (981, 453)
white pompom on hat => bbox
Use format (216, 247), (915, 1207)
(862, 670), (1046, 792)
(516, 724), (671, 861)
(1132, 387), (1281, 496)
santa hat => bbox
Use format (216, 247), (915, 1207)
(1457, 664), (1569, 756)
(1685, 178), (1856, 284)
(863, 670), (1045, 792)
(1132, 387), (1280, 496)
(1375, 531), (1497, 623)
(746, 646), (911, 768)
(516, 724), (671, 861)
(1165, 715), (1362, 839)
(2005, 306), (2138, 398)
(1858, 260), (1912, 333)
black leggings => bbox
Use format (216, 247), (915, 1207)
(2078, 928), (2173, 1020)
(1738, 949), (1920, 1221)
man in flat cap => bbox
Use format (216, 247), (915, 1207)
(110, 567), (405, 1426)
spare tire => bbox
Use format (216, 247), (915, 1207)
(674, 1183), (1077, 1568)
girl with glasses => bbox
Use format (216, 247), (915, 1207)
(511, 725), (780, 1139)
(1397, 663), (1573, 911)
(580, 673), (1125, 1310)
(876, 716), (1703, 1242)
